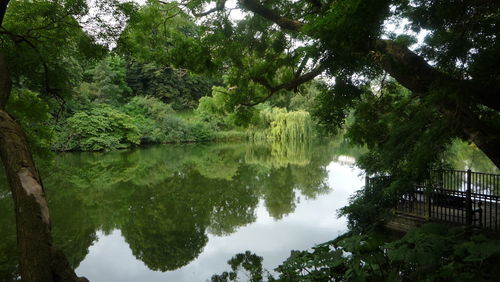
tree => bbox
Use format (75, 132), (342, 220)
(182, 0), (500, 172)
(124, 61), (216, 110)
(117, 0), (218, 110)
(76, 55), (132, 106)
(117, 0), (213, 72)
(0, 0), (111, 280)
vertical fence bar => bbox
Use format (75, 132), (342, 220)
(496, 175), (498, 230)
(466, 169), (472, 226)
(427, 184), (431, 220)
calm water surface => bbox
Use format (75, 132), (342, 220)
(0, 140), (364, 281)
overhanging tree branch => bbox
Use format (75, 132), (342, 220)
(238, 0), (303, 31)
(0, 0), (10, 27)
(295, 55), (309, 78)
(371, 39), (500, 112)
(237, 1), (500, 112)
(177, 0), (227, 17)
(242, 63), (325, 106)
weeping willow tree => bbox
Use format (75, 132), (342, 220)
(270, 110), (312, 142)
(248, 108), (313, 142)
(245, 108), (313, 167)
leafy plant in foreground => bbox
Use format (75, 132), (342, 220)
(212, 224), (500, 281)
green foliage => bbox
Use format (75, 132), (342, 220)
(0, 187), (16, 282)
(124, 96), (175, 143)
(125, 61), (216, 110)
(117, 0), (213, 72)
(312, 79), (362, 136)
(348, 81), (454, 177)
(445, 140), (500, 174)
(289, 81), (323, 112)
(74, 55), (132, 106)
(195, 86), (235, 128)
(197, 10), (307, 111)
(53, 104), (140, 151)
(211, 251), (267, 282)
(213, 130), (248, 142)
(190, 0), (500, 181)
(214, 224), (500, 281)
(91, 55), (130, 103)
(338, 176), (395, 233)
(1, 0), (105, 98)
(152, 114), (215, 143)
(247, 107), (313, 143)
(269, 110), (312, 142)
(6, 88), (53, 153)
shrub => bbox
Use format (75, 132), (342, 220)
(124, 96), (176, 143)
(53, 104), (140, 151)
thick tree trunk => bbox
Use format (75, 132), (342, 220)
(0, 55), (87, 281)
(371, 40), (500, 169)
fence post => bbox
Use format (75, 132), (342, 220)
(466, 169), (472, 226)
(427, 184), (432, 220)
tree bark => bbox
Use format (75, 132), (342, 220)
(0, 55), (87, 281)
(371, 40), (500, 168)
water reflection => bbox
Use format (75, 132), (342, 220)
(0, 139), (360, 281)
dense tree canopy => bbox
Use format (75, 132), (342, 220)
(181, 0), (500, 176)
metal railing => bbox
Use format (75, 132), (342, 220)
(367, 169), (500, 230)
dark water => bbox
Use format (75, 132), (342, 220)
(0, 139), (365, 281)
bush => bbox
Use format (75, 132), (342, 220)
(125, 96), (176, 143)
(53, 104), (140, 151)
(194, 87), (234, 129)
(124, 96), (215, 143)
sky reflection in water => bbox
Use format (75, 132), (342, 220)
(0, 139), (364, 281)
(76, 162), (363, 282)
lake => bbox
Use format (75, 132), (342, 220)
(1, 137), (497, 281)
(0, 138), (365, 281)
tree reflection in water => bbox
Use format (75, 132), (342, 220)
(0, 138), (361, 280)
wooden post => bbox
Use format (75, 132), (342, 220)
(466, 169), (472, 226)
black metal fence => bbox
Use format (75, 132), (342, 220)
(368, 169), (500, 230)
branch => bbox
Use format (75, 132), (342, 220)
(177, 0), (227, 17)
(371, 39), (500, 111)
(192, 4), (225, 17)
(0, 53), (11, 109)
(295, 55), (309, 78)
(0, 0), (10, 27)
(2, 30), (68, 105)
(307, 0), (322, 9)
(238, 0), (303, 31)
(242, 63), (325, 106)
(25, 11), (77, 35)
(371, 39), (437, 94)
